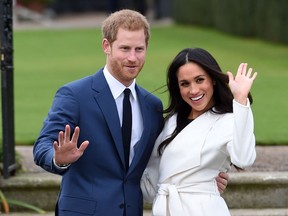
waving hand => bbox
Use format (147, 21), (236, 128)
(53, 125), (89, 166)
(227, 63), (257, 105)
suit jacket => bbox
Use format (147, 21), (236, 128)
(33, 69), (164, 216)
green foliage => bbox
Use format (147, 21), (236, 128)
(171, 0), (288, 44)
(171, 0), (213, 26)
(0, 189), (46, 213)
(0, 145), (2, 161)
(1, 25), (287, 145)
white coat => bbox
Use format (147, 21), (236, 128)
(141, 100), (256, 216)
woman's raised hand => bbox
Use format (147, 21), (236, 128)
(227, 63), (258, 105)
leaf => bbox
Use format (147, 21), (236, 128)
(6, 198), (46, 214)
(0, 190), (10, 213)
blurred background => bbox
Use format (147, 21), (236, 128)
(0, 0), (288, 212)
(14, 0), (171, 23)
(4, 0), (288, 145)
(13, 0), (288, 45)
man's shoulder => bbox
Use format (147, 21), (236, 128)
(136, 85), (160, 101)
(64, 69), (103, 88)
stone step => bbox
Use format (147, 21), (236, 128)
(222, 172), (288, 208)
(2, 209), (288, 216)
(1, 172), (288, 212)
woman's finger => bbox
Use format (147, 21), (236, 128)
(241, 63), (247, 76)
(237, 63), (244, 76)
(246, 67), (253, 78)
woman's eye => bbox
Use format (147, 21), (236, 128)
(196, 78), (204, 83)
(180, 82), (189, 87)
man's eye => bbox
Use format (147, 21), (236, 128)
(136, 48), (144, 52)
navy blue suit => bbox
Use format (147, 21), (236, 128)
(33, 69), (164, 215)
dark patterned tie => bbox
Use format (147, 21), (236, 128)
(122, 88), (132, 171)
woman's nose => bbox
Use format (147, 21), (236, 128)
(189, 84), (198, 94)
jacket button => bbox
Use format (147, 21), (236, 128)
(119, 203), (125, 209)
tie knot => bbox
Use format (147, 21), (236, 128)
(124, 88), (131, 97)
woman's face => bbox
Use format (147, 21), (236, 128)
(177, 62), (215, 119)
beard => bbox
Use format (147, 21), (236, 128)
(108, 58), (145, 84)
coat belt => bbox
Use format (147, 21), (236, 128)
(152, 181), (219, 216)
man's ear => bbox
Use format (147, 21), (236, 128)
(102, 39), (111, 54)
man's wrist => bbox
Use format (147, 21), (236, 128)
(53, 157), (71, 169)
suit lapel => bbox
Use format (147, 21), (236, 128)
(92, 69), (126, 168)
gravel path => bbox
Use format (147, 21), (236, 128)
(231, 145), (288, 172)
(233, 146), (288, 172)
(16, 145), (288, 173)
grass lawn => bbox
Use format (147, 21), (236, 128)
(2, 24), (288, 145)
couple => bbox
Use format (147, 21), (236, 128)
(33, 9), (257, 216)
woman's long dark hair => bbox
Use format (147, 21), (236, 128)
(158, 48), (253, 156)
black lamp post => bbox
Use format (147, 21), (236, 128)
(0, 0), (17, 179)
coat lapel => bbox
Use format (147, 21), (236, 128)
(92, 69), (125, 168)
(159, 111), (221, 182)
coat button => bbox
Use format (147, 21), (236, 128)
(119, 203), (125, 209)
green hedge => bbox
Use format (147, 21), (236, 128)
(172, 0), (288, 44)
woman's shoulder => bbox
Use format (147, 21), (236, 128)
(160, 113), (177, 135)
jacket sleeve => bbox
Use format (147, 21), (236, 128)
(227, 99), (256, 168)
(33, 85), (79, 175)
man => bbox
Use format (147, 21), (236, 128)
(33, 9), (228, 216)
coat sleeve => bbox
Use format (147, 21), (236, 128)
(141, 133), (163, 203)
(227, 99), (256, 168)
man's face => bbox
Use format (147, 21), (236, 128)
(103, 27), (147, 87)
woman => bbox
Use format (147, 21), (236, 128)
(141, 48), (257, 215)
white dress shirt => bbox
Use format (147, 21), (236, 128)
(103, 66), (144, 165)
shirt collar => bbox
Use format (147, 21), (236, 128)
(103, 66), (137, 101)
